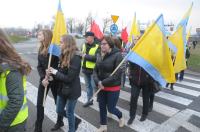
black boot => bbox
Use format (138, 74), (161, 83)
(140, 115), (147, 122)
(34, 121), (42, 132)
(149, 105), (153, 112)
(51, 115), (64, 131)
(127, 117), (135, 125)
(75, 117), (82, 131)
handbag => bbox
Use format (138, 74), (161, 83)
(61, 83), (71, 97)
(152, 81), (162, 93)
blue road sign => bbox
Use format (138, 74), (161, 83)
(110, 24), (118, 34)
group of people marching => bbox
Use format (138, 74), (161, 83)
(0, 28), (190, 132)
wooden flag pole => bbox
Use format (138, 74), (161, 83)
(89, 54), (129, 102)
(43, 53), (52, 106)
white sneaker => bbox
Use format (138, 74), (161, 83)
(119, 116), (125, 127)
(96, 125), (107, 132)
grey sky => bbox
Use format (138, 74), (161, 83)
(0, 0), (199, 34)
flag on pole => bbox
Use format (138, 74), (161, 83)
(48, 0), (67, 56)
(177, 3), (193, 48)
(169, 26), (187, 73)
(186, 27), (192, 41)
(121, 27), (128, 44)
(126, 14), (175, 87)
(128, 13), (140, 43)
(90, 21), (103, 40)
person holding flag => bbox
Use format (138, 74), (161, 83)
(93, 36), (125, 132)
(47, 34), (82, 132)
(34, 29), (59, 132)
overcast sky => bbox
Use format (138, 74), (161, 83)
(0, 0), (199, 34)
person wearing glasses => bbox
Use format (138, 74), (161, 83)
(93, 36), (125, 132)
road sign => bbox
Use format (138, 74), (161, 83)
(110, 24), (118, 34)
(111, 15), (119, 23)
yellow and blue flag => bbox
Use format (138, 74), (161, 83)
(167, 3), (193, 54)
(169, 26), (187, 73)
(48, 0), (67, 56)
(126, 14), (176, 87)
(177, 3), (193, 49)
(128, 13), (140, 43)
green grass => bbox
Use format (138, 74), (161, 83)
(9, 35), (29, 43)
(188, 43), (200, 72)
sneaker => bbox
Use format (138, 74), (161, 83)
(119, 116), (125, 127)
(140, 115), (147, 122)
(75, 117), (82, 131)
(83, 100), (93, 107)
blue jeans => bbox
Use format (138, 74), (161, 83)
(98, 90), (122, 125)
(83, 73), (95, 101)
(56, 96), (77, 132)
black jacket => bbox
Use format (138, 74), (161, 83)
(128, 62), (153, 87)
(54, 54), (81, 100)
(37, 54), (59, 80)
(93, 47), (122, 87)
(0, 63), (24, 130)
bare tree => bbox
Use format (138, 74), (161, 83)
(84, 12), (93, 33)
(67, 17), (75, 33)
(76, 21), (84, 34)
(102, 17), (112, 33)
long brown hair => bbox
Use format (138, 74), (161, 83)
(60, 35), (77, 68)
(38, 29), (52, 56)
(0, 29), (31, 75)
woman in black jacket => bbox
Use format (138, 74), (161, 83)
(93, 36), (124, 132)
(34, 29), (59, 132)
(47, 35), (81, 132)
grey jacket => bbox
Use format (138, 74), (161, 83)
(0, 63), (25, 131)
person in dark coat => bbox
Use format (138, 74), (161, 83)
(47, 35), (82, 132)
(127, 62), (152, 125)
(93, 36), (125, 132)
(0, 28), (31, 132)
(34, 29), (59, 132)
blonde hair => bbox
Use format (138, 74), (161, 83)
(0, 28), (31, 75)
(38, 29), (53, 56)
(60, 35), (78, 68)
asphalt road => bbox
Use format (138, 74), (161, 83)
(13, 39), (200, 132)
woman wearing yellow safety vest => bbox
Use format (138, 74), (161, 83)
(0, 29), (31, 132)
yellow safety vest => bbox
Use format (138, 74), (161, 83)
(82, 44), (99, 69)
(0, 70), (28, 126)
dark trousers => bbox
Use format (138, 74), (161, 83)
(149, 92), (154, 107)
(179, 70), (184, 80)
(35, 80), (57, 128)
(129, 84), (149, 117)
(98, 90), (122, 125)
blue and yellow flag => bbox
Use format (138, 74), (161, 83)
(128, 13), (140, 43)
(169, 26), (187, 73)
(48, 0), (67, 56)
(167, 3), (193, 54)
(178, 3), (193, 49)
(127, 14), (175, 87)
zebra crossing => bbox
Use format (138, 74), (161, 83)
(26, 72), (200, 132)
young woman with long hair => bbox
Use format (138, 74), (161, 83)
(0, 28), (31, 132)
(47, 34), (82, 132)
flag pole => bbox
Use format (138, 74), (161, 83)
(89, 53), (130, 102)
(43, 53), (52, 106)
